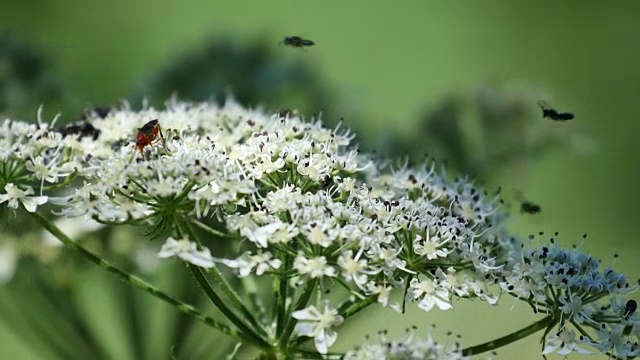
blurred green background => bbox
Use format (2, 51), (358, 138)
(1, 1), (639, 359)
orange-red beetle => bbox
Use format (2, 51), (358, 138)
(136, 119), (168, 157)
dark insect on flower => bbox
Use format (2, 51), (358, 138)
(136, 119), (169, 157)
(320, 174), (334, 188)
(537, 100), (574, 121)
(624, 299), (637, 319)
(514, 190), (541, 215)
(56, 105), (113, 141)
(279, 36), (315, 49)
(58, 121), (101, 140)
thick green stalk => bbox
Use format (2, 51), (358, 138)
(462, 315), (556, 356)
(188, 265), (269, 348)
(30, 211), (239, 339)
(279, 279), (317, 348)
(275, 253), (290, 338)
(181, 220), (269, 339)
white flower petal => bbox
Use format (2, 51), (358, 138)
(314, 328), (334, 354)
(21, 196), (48, 212)
(157, 237), (215, 268)
(292, 306), (320, 321)
(293, 322), (317, 337)
(179, 248), (216, 268)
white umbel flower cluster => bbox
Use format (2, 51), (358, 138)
(1, 99), (637, 357)
(344, 327), (468, 360)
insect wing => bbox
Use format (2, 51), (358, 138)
(536, 100), (551, 111)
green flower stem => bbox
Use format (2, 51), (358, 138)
(188, 265), (269, 348)
(339, 296), (376, 319)
(279, 279), (317, 348)
(30, 211), (239, 340)
(243, 277), (268, 325)
(41, 171), (77, 191)
(224, 342), (243, 360)
(291, 350), (343, 359)
(462, 315), (556, 356)
(275, 253), (291, 339)
(181, 220), (269, 339)
(192, 218), (230, 238)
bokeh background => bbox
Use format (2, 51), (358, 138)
(1, 1), (639, 359)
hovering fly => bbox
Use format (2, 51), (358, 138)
(514, 190), (542, 215)
(537, 101), (574, 121)
(135, 119), (169, 158)
(279, 36), (315, 49)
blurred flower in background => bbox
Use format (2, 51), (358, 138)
(0, 34), (67, 120)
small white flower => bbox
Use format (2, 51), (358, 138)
(158, 237), (215, 268)
(26, 155), (71, 185)
(294, 254), (336, 279)
(241, 222), (283, 248)
(559, 293), (593, 324)
(406, 277), (452, 312)
(292, 302), (344, 354)
(250, 154), (285, 178)
(337, 250), (369, 288)
(413, 231), (452, 260)
(591, 324), (638, 358)
(220, 251), (282, 277)
(436, 268), (470, 297)
(365, 281), (402, 312)
(250, 251), (282, 275)
(469, 278), (499, 305)
(302, 220), (339, 247)
(344, 327), (468, 360)
(0, 183), (48, 212)
(542, 329), (592, 356)
(146, 176), (185, 198)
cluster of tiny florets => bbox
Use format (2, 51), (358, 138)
(1, 99), (637, 357)
(344, 327), (468, 360)
(499, 234), (639, 358)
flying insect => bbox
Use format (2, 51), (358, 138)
(537, 100), (574, 121)
(279, 36), (315, 49)
(514, 189), (542, 215)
